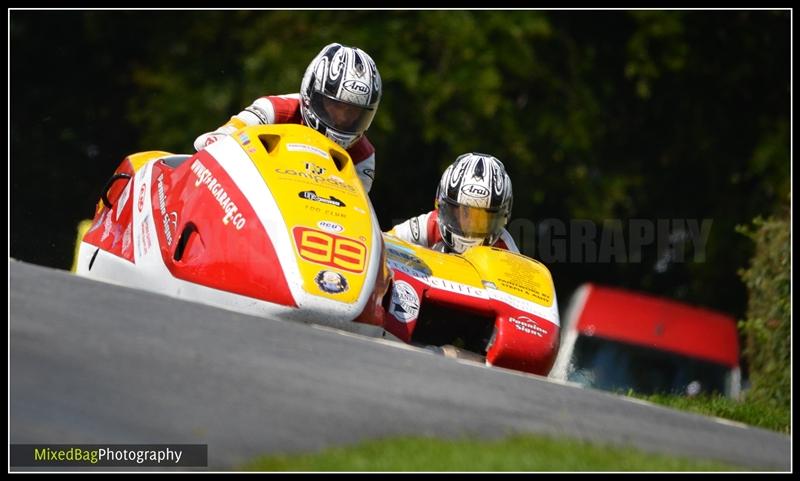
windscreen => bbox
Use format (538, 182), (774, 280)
(567, 335), (732, 396)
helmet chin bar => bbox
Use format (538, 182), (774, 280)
(324, 128), (360, 149)
(301, 106), (359, 149)
(450, 233), (484, 254)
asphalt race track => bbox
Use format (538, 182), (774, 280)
(9, 260), (791, 470)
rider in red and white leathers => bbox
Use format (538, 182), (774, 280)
(389, 153), (519, 254)
(194, 43), (382, 193)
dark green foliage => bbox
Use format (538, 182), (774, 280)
(737, 213), (791, 418)
(10, 10), (790, 320)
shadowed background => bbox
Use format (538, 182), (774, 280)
(10, 10), (790, 320)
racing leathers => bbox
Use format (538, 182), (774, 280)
(194, 93), (376, 193)
(389, 210), (520, 253)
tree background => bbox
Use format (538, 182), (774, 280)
(10, 10), (790, 322)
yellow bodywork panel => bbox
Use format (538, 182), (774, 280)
(384, 235), (554, 308)
(236, 125), (373, 303)
(463, 246), (555, 307)
(383, 235), (484, 289)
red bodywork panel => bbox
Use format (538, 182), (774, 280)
(486, 311), (559, 375)
(84, 150), (297, 307)
(151, 150), (296, 307)
(83, 157), (138, 263)
(576, 284), (739, 368)
(353, 235), (392, 327)
(381, 268), (559, 376)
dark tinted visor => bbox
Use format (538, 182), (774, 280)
(310, 91), (376, 134)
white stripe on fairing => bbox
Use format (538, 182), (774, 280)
(487, 289), (560, 327)
(78, 143), (381, 324)
(132, 161), (154, 264)
(205, 139), (302, 298)
(387, 258), (559, 327)
(205, 137), (376, 322)
(366, 195), (385, 296)
(115, 177), (131, 220)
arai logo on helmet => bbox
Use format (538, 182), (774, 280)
(460, 184), (490, 198)
(318, 220), (344, 233)
(343, 79), (370, 95)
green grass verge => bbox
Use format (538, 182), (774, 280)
(628, 391), (790, 434)
(242, 434), (742, 472)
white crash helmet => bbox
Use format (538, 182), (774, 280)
(300, 43), (382, 149)
(435, 153), (513, 254)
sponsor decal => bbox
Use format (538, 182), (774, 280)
(315, 270), (349, 294)
(101, 208), (113, 242)
(508, 315), (549, 337)
(387, 259), (426, 279)
(385, 258), (486, 299)
(161, 211), (177, 246)
(460, 183), (490, 198)
(304, 161), (327, 176)
(204, 135), (219, 147)
(298, 190), (346, 207)
(293, 226), (367, 273)
(110, 223), (123, 249)
(137, 183), (147, 212)
(487, 290), (560, 326)
(410, 217), (421, 242)
(138, 214), (153, 257)
(304, 204), (346, 218)
(427, 277), (487, 298)
(389, 280), (420, 323)
(115, 181), (131, 220)
(317, 220), (344, 233)
(121, 223), (132, 256)
(482, 280), (498, 290)
(386, 258), (488, 298)
(190, 159), (247, 230)
(275, 168), (356, 193)
(155, 173), (176, 245)
(386, 245), (430, 276)
(155, 174), (167, 212)
(343, 79), (370, 95)
(286, 143), (330, 160)
(238, 132), (252, 145)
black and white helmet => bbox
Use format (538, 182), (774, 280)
(436, 153), (513, 254)
(300, 43), (382, 149)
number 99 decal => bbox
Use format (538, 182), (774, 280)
(293, 227), (367, 273)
